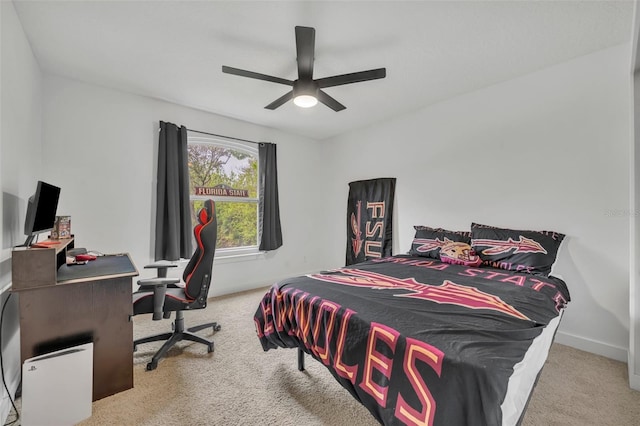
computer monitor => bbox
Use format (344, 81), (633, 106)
(23, 180), (61, 247)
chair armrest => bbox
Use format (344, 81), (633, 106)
(144, 261), (178, 269)
(137, 278), (180, 286)
(144, 261), (179, 278)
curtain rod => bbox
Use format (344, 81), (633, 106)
(186, 128), (262, 145)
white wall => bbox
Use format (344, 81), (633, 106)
(629, 0), (640, 391)
(0, 0), (44, 421)
(318, 43), (632, 362)
(41, 74), (325, 296)
(631, 69), (640, 389)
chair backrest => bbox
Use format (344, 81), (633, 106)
(183, 199), (217, 301)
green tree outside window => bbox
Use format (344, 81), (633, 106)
(188, 140), (258, 250)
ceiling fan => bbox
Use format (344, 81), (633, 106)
(222, 26), (386, 111)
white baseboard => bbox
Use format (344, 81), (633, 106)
(630, 373), (640, 391)
(210, 269), (319, 298)
(554, 331), (628, 362)
(628, 352), (640, 391)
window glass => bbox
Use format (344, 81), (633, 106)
(188, 136), (258, 252)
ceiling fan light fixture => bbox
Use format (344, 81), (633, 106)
(222, 26), (386, 111)
(293, 79), (318, 108)
(293, 94), (318, 108)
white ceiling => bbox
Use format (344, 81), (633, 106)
(13, 0), (634, 140)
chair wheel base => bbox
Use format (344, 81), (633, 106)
(136, 315), (220, 370)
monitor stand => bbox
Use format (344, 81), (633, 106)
(21, 235), (36, 248)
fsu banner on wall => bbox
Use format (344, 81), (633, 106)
(346, 177), (396, 266)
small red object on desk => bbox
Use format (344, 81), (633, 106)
(75, 254), (97, 262)
(30, 241), (59, 248)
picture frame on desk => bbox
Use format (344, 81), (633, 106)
(51, 215), (71, 240)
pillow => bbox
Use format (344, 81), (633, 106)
(470, 222), (565, 276)
(410, 226), (471, 259)
(439, 242), (482, 267)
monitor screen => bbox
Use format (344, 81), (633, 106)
(23, 180), (61, 246)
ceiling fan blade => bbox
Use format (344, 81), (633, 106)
(317, 90), (346, 112)
(295, 26), (315, 80)
(265, 91), (294, 110)
(316, 68), (386, 89)
(222, 66), (293, 86)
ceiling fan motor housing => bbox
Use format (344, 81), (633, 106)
(293, 79), (319, 98)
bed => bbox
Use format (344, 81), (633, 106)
(253, 224), (569, 426)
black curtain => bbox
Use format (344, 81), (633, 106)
(258, 142), (283, 251)
(155, 121), (192, 260)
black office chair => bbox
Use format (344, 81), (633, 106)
(133, 199), (221, 371)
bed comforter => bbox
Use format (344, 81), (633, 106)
(254, 255), (570, 426)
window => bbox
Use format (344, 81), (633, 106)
(187, 133), (259, 256)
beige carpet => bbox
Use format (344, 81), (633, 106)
(49, 287), (639, 425)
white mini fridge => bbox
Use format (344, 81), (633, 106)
(21, 342), (93, 426)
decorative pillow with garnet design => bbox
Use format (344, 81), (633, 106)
(470, 222), (565, 276)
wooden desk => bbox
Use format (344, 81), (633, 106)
(12, 239), (138, 401)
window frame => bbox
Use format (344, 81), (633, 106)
(187, 133), (261, 259)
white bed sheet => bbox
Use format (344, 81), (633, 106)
(501, 309), (564, 425)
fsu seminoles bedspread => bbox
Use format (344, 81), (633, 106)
(254, 255), (570, 426)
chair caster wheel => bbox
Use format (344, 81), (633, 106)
(146, 362), (157, 371)
(208, 344), (214, 353)
(213, 324), (221, 332)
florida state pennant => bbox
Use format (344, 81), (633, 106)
(346, 178), (396, 266)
